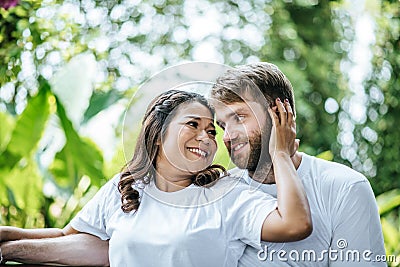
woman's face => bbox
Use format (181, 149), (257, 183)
(157, 101), (217, 176)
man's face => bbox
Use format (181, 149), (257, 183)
(213, 100), (272, 172)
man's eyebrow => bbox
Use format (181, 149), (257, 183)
(226, 107), (247, 118)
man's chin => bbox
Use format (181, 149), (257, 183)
(230, 155), (248, 170)
(231, 158), (257, 171)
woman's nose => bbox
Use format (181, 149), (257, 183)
(197, 130), (210, 144)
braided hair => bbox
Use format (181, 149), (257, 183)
(118, 90), (226, 213)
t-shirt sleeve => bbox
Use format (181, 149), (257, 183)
(70, 174), (121, 240)
(221, 180), (277, 249)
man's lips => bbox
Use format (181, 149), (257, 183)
(230, 142), (248, 154)
(187, 147), (208, 158)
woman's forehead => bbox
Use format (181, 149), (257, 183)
(175, 102), (214, 120)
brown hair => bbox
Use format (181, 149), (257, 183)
(118, 90), (226, 213)
(211, 62), (295, 116)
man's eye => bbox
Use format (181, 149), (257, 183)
(235, 115), (245, 122)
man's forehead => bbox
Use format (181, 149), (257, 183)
(212, 101), (241, 114)
(213, 101), (260, 115)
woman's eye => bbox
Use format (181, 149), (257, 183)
(187, 121), (198, 128)
(208, 129), (217, 137)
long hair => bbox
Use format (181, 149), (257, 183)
(118, 90), (226, 213)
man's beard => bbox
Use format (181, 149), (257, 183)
(228, 128), (271, 172)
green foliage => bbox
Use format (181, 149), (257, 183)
(0, 160), (44, 227)
(50, 97), (104, 189)
(1, 79), (50, 168)
(377, 189), (400, 265)
(0, 112), (15, 152)
(331, 0), (399, 196)
(349, 0), (400, 263)
(0, 0), (398, 261)
(83, 90), (124, 124)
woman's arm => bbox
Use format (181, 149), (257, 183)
(0, 224), (110, 265)
(0, 225), (78, 242)
(261, 98), (312, 242)
(1, 233), (109, 266)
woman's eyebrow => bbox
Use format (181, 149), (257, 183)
(184, 115), (213, 121)
(184, 116), (215, 127)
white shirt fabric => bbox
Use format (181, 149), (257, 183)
(235, 153), (386, 267)
(70, 175), (277, 267)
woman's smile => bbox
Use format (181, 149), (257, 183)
(187, 147), (209, 158)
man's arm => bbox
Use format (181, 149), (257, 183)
(1, 233), (109, 266)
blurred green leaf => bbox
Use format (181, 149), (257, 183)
(0, 160), (44, 227)
(1, 80), (50, 168)
(0, 111), (15, 153)
(377, 189), (400, 215)
(6, 186), (18, 208)
(316, 150), (334, 161)
(51, 97), (104, 189)
(381, 217), (400, 253)
(82, 90), (123, 124)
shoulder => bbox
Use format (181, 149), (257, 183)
(101, 173), (122, 196)
(211, 175), (275, 203)
(211, 175), (249, 193)
(301, 153), (368, 188)
(105, 173), (146, 196)
(300, 153), (377, 215)
(93, 173), (142, 210)
(227, 167), (247, 178)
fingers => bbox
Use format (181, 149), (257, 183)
(268, 106), (279, 127)
(275, 98), (287, 125)
(272, 98), (295, 126)
(284, 99), (294, 126)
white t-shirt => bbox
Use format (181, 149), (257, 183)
(71, 175), (277, 267)
(235, 153), (386, 267)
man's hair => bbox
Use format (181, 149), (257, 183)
(211, 62), (295, 116)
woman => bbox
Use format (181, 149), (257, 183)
(69, 89), (310, 266)
(0, 90), (311, 266)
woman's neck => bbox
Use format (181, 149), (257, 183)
(155, 155), (194, 192)
(155, 172), (192, 192)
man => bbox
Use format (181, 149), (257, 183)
(0, 62), (385, 266)
(210, 62), (385, 266)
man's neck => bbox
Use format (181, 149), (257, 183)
(248, 152), (303, 184)
(248, 163), (274, 184)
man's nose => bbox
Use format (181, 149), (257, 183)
(222, 126), (236, 143)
